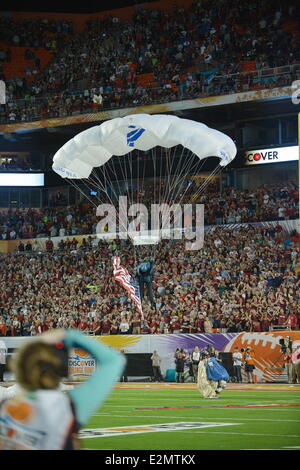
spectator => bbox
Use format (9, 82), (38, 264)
(0, 219), (298, 337)
(45, 237), (54, 253)
(1, 1), (299, 123)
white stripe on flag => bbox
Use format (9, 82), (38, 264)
(113, 257), (143, 318)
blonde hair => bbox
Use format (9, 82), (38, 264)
(10, 341), (64, 391)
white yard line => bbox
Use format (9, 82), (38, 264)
(282, 446), (300, 449)
(106, 397), (299, 401)
(182, 431), (300, 438)
(92, 413), (300, 422)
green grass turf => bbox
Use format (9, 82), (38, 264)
(80, 386), (300, 450)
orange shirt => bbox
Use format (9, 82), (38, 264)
(245, 351), (255, 365)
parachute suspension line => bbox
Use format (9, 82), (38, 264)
(110, 153), (132, 211)
(172, 147), (208, 197)
(87, 168), (128, 240)
(120, 152), (137, 240)
(94, 163), (129, 239)
(134, 150), (140, 266)
(103, 161), (122, 206)
(91, 160), (135, 260)
(88, 169), (117, 208)
(162, 146), (193, 208)
(87, 170), (107, 200)
(164, 145), (181, 205)
(141, 149), (146, 206)
(148, 146), (155, 221)
(164, 147), (175, 206)
(82, 173), (117, 209)
(171, 155), (223, 209)
(164, 146), (195, 207)
(145, 147), (156, 266)
(150, 145), (183, 247)
(161, 145), (169, 206)
(105, 155), (128, 207)
(168, 154), (205, 207)
(163, 147), (192, 207)
(120, 150), (141, 265)
(190, 163), (222, 201)
(147, 146), (219, 244)
(127, 151), (133, 211)
(158, 146), (172, 243)
(159, 146), (178, 229)
(148, 145), (181, 236)
(169, 153), (210, 208)
(137, 148), (140, 208)
(158, 146), (164, 208)
(161, 147), (203, 245)
(68, 178), (98, 209)
(156, 146), (193, 241)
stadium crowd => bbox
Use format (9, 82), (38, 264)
(0, 220), (299, 337)
(0, 1), (299, 338)
(0, 155), (40, 172)
(0, 16), (73, 49)
(0, 0), (299, 123)
(0, 179), (297, 240)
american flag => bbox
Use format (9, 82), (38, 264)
(113, 256), (144, 318)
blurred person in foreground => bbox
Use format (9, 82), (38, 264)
(0, 381), (74, 401)
(0, 329), (125, 450)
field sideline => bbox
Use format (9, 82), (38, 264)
(77, 382), (300, 451)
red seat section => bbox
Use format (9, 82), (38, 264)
(2, 46), (53, 81)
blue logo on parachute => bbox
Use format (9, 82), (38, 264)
(127, 125), (145, 147)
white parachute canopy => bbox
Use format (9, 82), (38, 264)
(52, 113), (237, 179)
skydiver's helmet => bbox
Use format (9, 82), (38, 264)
(139, 262), (150, 273)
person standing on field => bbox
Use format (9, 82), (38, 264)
(151, 351), (163, 382)
(174, 348), (186, 383)
(291, 343), (300, 384)
(284, 347), (293, 384)
(243, 347), (255, 383)
(191, 346), (201, 383)
(232, 347), (243, 383)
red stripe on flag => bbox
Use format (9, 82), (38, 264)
(113, 256), (144, 318)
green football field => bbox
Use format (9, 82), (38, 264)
(78, 382), (300, 451)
